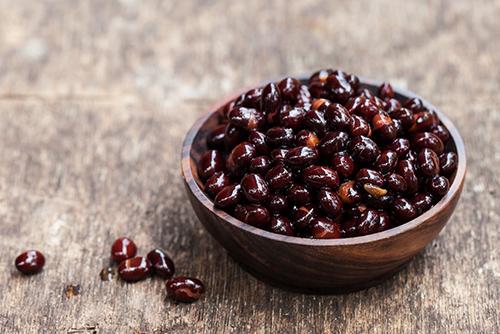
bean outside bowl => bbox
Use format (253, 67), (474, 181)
(181, 77), (466, 293)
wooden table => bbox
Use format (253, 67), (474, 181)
(0, 1), (498, 333)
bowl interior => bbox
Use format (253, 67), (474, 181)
(183, 77), (466, 246)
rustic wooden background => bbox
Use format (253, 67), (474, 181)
(0, 0), (498, 333)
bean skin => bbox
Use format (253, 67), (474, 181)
(338, 181), (362, 205)
(287, 184), (311, 206)
(270, 215), (295, 236)
(439, 152), (458, 175)
(386, 173), (407, 193)
(266, 164), (293, 190)
(248, 130), (269, 155)
(207, 124), (226, 150)
(280, 106), (306, 129)
(375, 150), (398, 174)
(317, 188), (343, 218)
(349, 114), (372, 137)
(241, 204), (271, 228)
(111, 237), (137, 263)
(278, 77), (301, 101)
(319, 131), (350, 157)
(356, 168), (385, 187)
(285, 146), (319, 166)
(428, 175), (450, 197)
(350, 136), (380, 163)
(391, 198), (417, 222)
(228, 107), (265, 130)
(147, 249), (175, 279)
(390, 107), (413, 129)
(204, 172), (232, 198)
(325, 103), (352, 131)
(431, 124), (450, 143)
(268, 193), (289, 213)
(292, 205), (317, 230)
(226, 142), (256, 175)
(118, 256), (151, 282)
(305, 109), (328, 136)
(417, 148), (440, 177)
(302, 165), (339, 189)
(412, 132), (444, 154)
(241, 173), (270, 203)
(372, 112), (397, 142)
(396, 160), (419, 194)
(214, 184), (241, 209)
(388, 138), (411, 158)
(411, 192), (434, 215)
(296, 130), (320, 148)
(266, 127), (295, 148)
(332, 152), (355, 177)
(15, 250), (45, 275)
(378, 82), (394, 99)
(261, 82), (281, 114)
(198, 150), (224, 180)
(166, 277), (205, 303)
(311, 217), (341, 239)
(249, 156), (271, 174)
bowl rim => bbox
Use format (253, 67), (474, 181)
(181, 76), (466, 246)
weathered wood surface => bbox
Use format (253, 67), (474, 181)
(0, 1), (498, 333)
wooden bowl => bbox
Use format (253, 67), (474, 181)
(181, 77), (466, 293)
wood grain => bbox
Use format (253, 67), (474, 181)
(0, 0), (498, 333)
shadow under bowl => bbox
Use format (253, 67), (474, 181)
(181, 77), (466, 293)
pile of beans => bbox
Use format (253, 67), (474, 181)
(111, 237), (205, 303)
(199, 69), (458, 238)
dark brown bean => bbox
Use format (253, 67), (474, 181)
(411, 193), (434, 215)
(228, 107), (264, 130)
(318, 188), (343, 218)
(111, 237), (137, 263)
(285, 146), (319, 166)
(207, 124), (226, 150)
(236, 88), (263, 109)
(319, 131), (350, 157)
(226, 142), (256, 175)
(439, 152), (458, 175)
(372, 112), (397, 141)
(390, 107), (413, 129)
(375, 150), (398, 173)
(278, 77), (301, 101)
(385, 98), (402, 114)
(311, 217), (341, 239)
(404, 97), (426, 112)
(292, 204), (317, 230)
(296, 130), (320, 148)
(350, 136), (380, 163)
(15, 250), (45, 275)
(268, 193), (289, 213)
(270, 215), (295, 236)
(266, 127), (295, 147)
(431, 124), (450, 143)
(261, 82), (281, 114)
(349, 114), (372, 137)
(147, 249), (175, 279)
(241, 173), (269, 203)
(386, 173), (407, 193)
(391, 198), (417, 222)
(417, 148), (440, 177)
(214, 184), (241, 209)
(265, 164), (292, 190)
(166, 277), (205, 303)
(118, 256), (151, 282)
(396, 160), (419, 194)
(331, 152), (355, 177)
(224, 124), (247, 150)
(326, 73), (354, 102)
(287, 184), (311, 206)
(204, 172), (231, 198)
(346, 95), (379, 121)
(356, 168), (385, 187)
(248, 130), (269, 155)
(302, 165), (339, 189)
(378, 82), (394, 99)
(270, 148), (289, 163)
(388, 138), (411, 158)
(240, 204), (271, 228)
(338, 180), (362, 205)
(249, 156), (271, 174)
(280, 106), (306, 129)
(357, 209), (382, 236)
(198, 150), (224, 180)
(409, 111), (438, 133)
(304, 109), (328, 136)
(325, 103), (352, 131)
(412, 132), (444, 154)
(428, 175), (450, 197)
